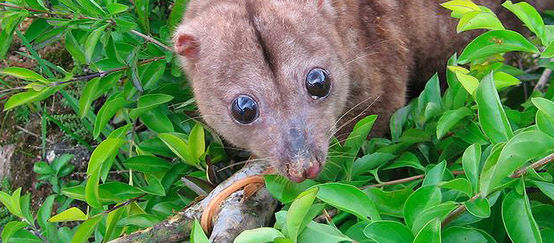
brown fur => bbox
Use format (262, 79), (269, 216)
(174, 0), (551, 181)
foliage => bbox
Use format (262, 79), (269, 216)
(0, 0), (552, 243)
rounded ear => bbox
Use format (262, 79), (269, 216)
(174, 33), (200, 59)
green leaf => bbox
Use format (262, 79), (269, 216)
(79, 73), (121, 118)
(129, 94), (174, 119)
(93, 96), (127, 139)
(458, 30), (539, 64)
(85, 24), (109, 63)
(465, 197), (491, 218)
(1, 221), (27, 242)
(286, 187), (318, 241)
(536, 110), (554, 137)
(6, 228), (41, 243)
(451, 69), (479, 96)
(532, 181), (554, 201)
(457, 10), (504, 32)
(86, 169), (102, 208)
(440, 178), (472, 196)
(104, 206), (125, 242)
(443, 226), (496, 243)
(441, 0), (481, 18)
(265, 175), (318, 204)
(107, 3), (128, 15)
(480, 130), (554, 195)
(189, 123), (206, 161)
(297, 221), (352, 243)
(475, 72), (513, 144)
(462, 144), (481, 193)
(70, 215), (102, 243)
(86, 138), (125, 175)
(234, 227), (285, 243)
(37, 195), (57, 242)
(49, 207), (88, 222)
(363, 220), (414, 243)
(502, 190), (542, 243)
(423, 161), (447, 186)
(117, 214), (161, 228)
(140, 108), (174, 133)
(124, 155), (172, 172)
(364, 188), (412, 218)
(4, 86), (62, 111)
(502, 1), (545, 44)
(191, 219), (210, 243)
(541, 229), (554, 243)
(411, 202), (457, 234)
(404, 186), (441, 229)
(135, 0), (150, 33)
(493, 72), (520, 90)
(436, 107), (473, 139)
(33, 161), (53, 175)
(158, 133), (195, 165)
(317, 183), (380, 220)
(169, 0), (188, 28)
(0, 67), (48, 83)
(352, 152), (396, 176)
(542, 42), (554, 58)
(531, 97), (554, 119)
(413, 218), (441, 243)
(65, 30), (86, 64)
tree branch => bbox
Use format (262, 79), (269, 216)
(534, 58), (554, 91)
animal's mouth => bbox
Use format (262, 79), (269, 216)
(284, 157), (322, 183)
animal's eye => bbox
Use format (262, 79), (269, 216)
(231, 95), (259, 124)
(305, 68), (331, 99)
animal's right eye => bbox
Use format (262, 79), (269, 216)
(231, 95), (259, 124)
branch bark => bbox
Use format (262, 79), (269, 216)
(109, 160), (277, 243)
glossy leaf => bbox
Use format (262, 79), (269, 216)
(124, 155), (171, 172)
(234, 227), (285, 243)
(458, 30), (539, 64)
(49, 207), (88, 222)
(286, 187), (318, 241)
(0, 67), (48, 83)
(502, 1), (545, 43)
(436, 107), (473, 139)
(191, 219), (210, 243)
(403, 186), (441, 229)
(475, 72), (513, 144)
(93, 96), (127, 138)
(129, 94), (174, 119)
(4, 86), (62, 111)
(457, 10), (504, 32)
(413, 218), (441, 243)
(462, 144), (481, 193)
(502, 190), (542, 243)
(480, 130), (554, 195)
(70, 215), (102, 243)
(317, 183), (380, 220)
(363, 220), (414, 243)
(465, 197), (491, 218)
(443, 226), (496, 243)
(84, 24), (109, 63)
(297, 221), (352, 243)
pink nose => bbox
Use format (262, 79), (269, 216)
(288, 162), (321, 183)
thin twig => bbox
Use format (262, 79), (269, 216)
(15, 125), (54, 143)
(361, 170), (465, 189)
(534, 59), (554, 91)
(130, 30), (173, 52)
(104, 194), (147, 214)
(511, 152), (554, 178)
(52, 56), (165, 85)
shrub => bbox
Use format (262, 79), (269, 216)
(0, 0), (553, 242)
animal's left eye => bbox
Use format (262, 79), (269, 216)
(305, 68), (330, 99)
